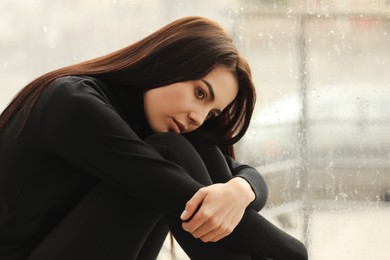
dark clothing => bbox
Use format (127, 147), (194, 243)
(0, 76), (277, 259)
(26, 133), (305, 260)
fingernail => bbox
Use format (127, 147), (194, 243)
(180, 210), (188, 219)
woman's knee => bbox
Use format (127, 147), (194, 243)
(144, 133), (212, 185)
(145, 132), (191, 150)
(144, 133), (199, 163)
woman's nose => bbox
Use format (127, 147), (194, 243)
(188, 110), (207, 127)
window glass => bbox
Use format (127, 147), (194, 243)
(236, 1), (390, 259)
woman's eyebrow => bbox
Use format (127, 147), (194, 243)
(200, 79), (215, 101)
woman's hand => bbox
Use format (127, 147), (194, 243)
(180, 177), (255, 242)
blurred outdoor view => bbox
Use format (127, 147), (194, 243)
(1, 0), (389, 259)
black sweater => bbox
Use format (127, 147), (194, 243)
(0, 75), (266, 258)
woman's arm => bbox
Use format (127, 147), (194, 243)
(183, 131), (268, 212)
(179, 159), (268, 242)
(180, 178), (255, 242)
(224, 155), (269, 212)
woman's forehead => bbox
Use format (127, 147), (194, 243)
(202, 67), (238, 109)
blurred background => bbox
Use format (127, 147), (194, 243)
(1, 0), (389, 259)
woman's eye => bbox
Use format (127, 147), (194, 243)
(195, 88), (206, 100)
(206, 111), (215, 120)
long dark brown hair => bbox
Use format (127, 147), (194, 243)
(0, 16), (255, 156)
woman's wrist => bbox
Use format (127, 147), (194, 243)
(228, 177), (256, 206)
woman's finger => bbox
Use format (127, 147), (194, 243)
(180, 188), (206, 221)
(195, 221), (232, 242)
(208, 233), (227, 242)
(190, 221), (215, 239)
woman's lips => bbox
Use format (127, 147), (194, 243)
(175, 119), (186, 132)
(171, 118), (186, 133)
(169, 119), (180, 133)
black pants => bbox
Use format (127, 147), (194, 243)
(28, 133), (307, 260)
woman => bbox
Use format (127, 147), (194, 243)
(0, 16), (307, 259)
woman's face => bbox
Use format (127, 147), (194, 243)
(144, 67), (238, 133)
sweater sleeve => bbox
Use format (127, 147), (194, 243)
(224, 155), (268, 212)
(40, 77), (202, 217)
